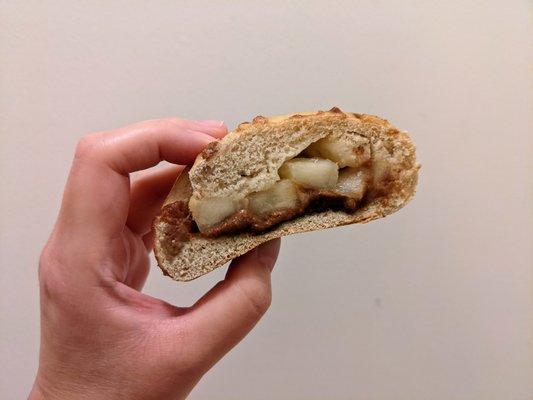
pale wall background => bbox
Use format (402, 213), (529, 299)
(1, 1), (531, 399)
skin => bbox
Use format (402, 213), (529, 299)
(29, 119), (281, 400)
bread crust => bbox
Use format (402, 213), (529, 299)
(154, 108), (419, 281)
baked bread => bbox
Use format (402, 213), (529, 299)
(154, 107), (419, 281)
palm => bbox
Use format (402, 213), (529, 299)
(52, 225), (197, 398)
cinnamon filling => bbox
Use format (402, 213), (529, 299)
(200, 186), (370, 238)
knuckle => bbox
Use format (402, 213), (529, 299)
(38, 242), (56, 276)
(38, 244), (65, 299)
(38, 243), (69, 304)
(74, 133), (104, 160)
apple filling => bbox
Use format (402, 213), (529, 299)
(189, 136), (388, 237)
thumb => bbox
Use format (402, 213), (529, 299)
(183, 239), (280, 367)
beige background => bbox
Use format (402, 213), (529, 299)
(1, 1), (532, 399)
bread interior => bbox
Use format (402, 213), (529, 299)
(188, 130), (393, 237)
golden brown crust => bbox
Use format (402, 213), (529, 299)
(153, 107), (419, 281)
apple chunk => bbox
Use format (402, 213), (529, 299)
(306, 137), (370, 168)
(335, 168), (369, 200)
(279, 158), (338, 189)
(248, 179), (300, 216)
(189, 196), (243, 232)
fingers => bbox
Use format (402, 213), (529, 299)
(182, 240), (281, 368)
(180, 119), (227, 139)
(107, 119), (226, 173)
(137, 118), (227, 140)
(127, 165), (183, 235)
(57, 119), (226, 241)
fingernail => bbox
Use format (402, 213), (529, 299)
(197, 120), (225, 128)
(257, 239), (281, 271)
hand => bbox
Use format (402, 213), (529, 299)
(29, 119), (281, 400)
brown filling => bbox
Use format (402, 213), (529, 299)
(159, 186), (374, 248)
(199, 170), (375, 238)
(203, 190), (363, 237)
(156, 201), (193, 258)
(157, 162), (392, 259)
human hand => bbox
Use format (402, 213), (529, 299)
(29, 119), (281, 400)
